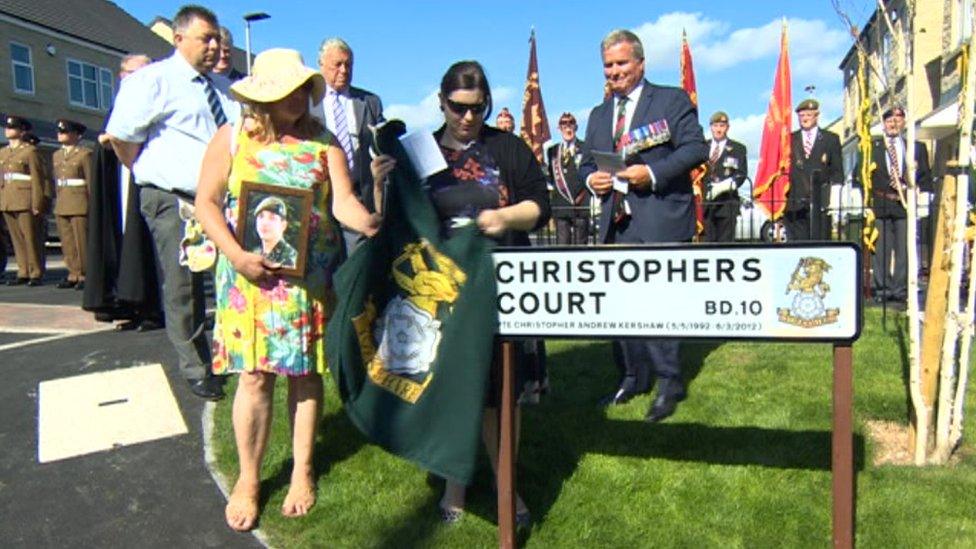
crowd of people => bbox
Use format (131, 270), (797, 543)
(0, 1), (934, 534)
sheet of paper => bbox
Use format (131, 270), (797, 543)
(399, 131), (449, 179)
(592, 150), (626, 174)
(612, 177), (629, 194)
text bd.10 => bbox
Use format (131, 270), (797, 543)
(705, 300), (763, 316)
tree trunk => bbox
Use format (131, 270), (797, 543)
(918, 172), (955, 463)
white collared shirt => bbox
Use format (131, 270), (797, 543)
(106, 52), (240, 194)
(611, 83), (644, 138)
(884, 135), (905, 175)
(802, 127), (819, 147)
(322, 84), (359, 135)
(561, 140), (576, 158)
(710, 139), (727, 159)
(585, 82), (656, 198)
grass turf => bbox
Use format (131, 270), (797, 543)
(211, 308), (976, 548)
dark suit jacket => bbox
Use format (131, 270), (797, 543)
(853, 137), (931, 219)
(546, 139), (586, 218)
(349, 86), (384, 212)
(579, 80), (708, 243)
(704, 138), (748, 218)
(788, 128), (843, 211)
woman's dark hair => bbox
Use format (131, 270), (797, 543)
(440, 61), (493, 120)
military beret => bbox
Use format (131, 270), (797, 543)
(3, 115), (32, 131)
(23, 133), (40, 146)
(795, 99), (819, 112)
(710, 111), (729, 124)
(254, 196), (288, 219)
(56, 119), (87, 134)
(882, 105), (905, 119)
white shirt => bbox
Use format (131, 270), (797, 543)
(884, 135), (905, 175)
(611, 83), (644, 140)
(710, 139), (727, 159)
(586, 82), (656, 197)
(322, 85), (359, 134)
(802, 127), (819, 148)
(106, 52), (240, 194)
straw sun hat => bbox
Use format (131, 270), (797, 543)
(230, 48), (325, 104)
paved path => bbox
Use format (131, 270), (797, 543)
(0, 262), (262, 548)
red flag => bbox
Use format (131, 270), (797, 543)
(520, 29), (551, 164)
(753, 22), (792, 220)
(680, 31), (706, 237)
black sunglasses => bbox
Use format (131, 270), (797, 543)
(445, 98), (487, 117)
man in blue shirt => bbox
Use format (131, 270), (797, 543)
(106, 4), (239, 400)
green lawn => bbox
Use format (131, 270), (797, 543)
(211, 308), (976, 548)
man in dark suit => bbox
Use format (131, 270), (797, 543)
(547, 112), (588, 245)
(854, 105), (931, 303)
(317, 37), (384, 254)
(703, 111), (748, 242)
(786, 99), (843, 241)
(579, 29), (709, 422)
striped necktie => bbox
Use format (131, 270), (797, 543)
(613, 96), (628, 152)
(195, 75), (227, 127)
(709, 142), (722, 165)
(803, 130), (814, 158)
(611, 96), (630, 225)
(887, 137), (901, 188)
(330, 90), (354, 171)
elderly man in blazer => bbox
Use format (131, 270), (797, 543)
(704, 111), (748, 242)
(786, 99), (843, 241)
(547, 112), (588, 245)
(316, 37), (384, 254)
(579, 29), (709, 423)
(854, 105), (931, 303)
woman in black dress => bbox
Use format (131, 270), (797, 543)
(372, 60), (550, 526)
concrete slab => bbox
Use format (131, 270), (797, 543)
(38, 364), (188, 463)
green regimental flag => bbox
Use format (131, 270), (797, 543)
(326, 128), (497, 484)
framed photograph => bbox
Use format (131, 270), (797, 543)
(236, 181), (313, 278)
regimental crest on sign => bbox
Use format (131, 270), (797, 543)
(778, 257), (840, 328)
(351, 240), (467, 403)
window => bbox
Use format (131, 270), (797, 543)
(67, 59), (113, 110)
(10, 42), (34, 94)
(960, 0), (974, 46)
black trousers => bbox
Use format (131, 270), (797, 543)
(555, 216), (589, 245)
(872, 217), (908, 299)
(703, 210), (737, 243)
(607, 221), (684, 397)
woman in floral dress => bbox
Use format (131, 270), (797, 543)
(195, 49), (382, 532)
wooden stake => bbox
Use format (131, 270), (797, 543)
(833, 344), (854, 549)
(497, 340), (516, 549)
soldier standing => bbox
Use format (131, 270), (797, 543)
(546, 112), (588, 244)
(0, 115), (47, 285)
(785, 99), (843, 241)
(703, 111), (748, 242)
(52, 119), (92, 289)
